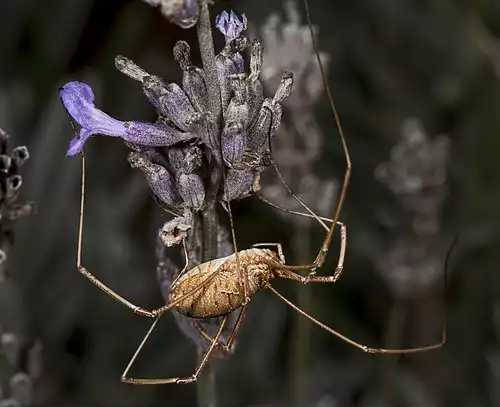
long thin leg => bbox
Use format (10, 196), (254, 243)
(269, 286), (445, 354)
(257, 193), (337, 231)
(78, 261), (221, 317)
(267, 162), (348, 278)
(252, 243), (285, 263)
(276, 233), (457, 353)
(76, 155), (222, 318)
(268, 162), (330, 232)
(169, 239), (190, 289)
(254, 198), (347, 280)
(279, 267), (343, 284)
(121, 316), (228, 384)
(263, 0), (351, 274)
(194, 305), (248, 353)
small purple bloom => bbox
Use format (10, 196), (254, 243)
(215, 10), (247, 42)
(60, 81), (196, 157)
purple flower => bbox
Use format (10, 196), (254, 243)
(215, 10), (247, 43)
(60, 81), (196, 157)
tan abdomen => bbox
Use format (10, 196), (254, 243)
(168, 249), (277, 318)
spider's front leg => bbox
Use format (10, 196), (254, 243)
(77, 266), (157, 317)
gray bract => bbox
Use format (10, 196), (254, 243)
(61, 10), (293, 230)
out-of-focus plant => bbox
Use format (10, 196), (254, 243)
(373, 118), (450, 405)
(375, 119), (450, 297)
(257, 1), (337, 404)
(0, 127), (39, 407)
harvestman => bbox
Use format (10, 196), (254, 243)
(72, 0), (450, 385)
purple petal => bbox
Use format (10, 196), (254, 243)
(60, 82), (121, 133)
(60, 81), (197, 157)
(66, 131), (89, 157)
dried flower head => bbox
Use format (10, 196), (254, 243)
(61, 10), (294, 220)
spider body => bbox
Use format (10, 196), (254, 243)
(170, 248), (281, 318)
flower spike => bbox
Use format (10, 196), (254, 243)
(60, 81), (196, 157)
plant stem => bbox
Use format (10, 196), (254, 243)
(195, 3), (223, 405)
(197, 0), (221, 126)
(197, 203), (219, 407)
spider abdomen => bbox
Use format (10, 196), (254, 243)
(169, 248), (279, 318)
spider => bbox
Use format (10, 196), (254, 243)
(70, 0), (450, 386)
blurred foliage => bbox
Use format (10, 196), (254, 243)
(0, 0), (499, 405)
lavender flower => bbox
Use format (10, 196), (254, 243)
(60, 81), (196, 157)
(61, 10), (294, 216)
(215, 11), (247, 43)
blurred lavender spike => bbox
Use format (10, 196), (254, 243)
(60, 81), (196, 156)
(260, 0), (330, 114)
(375, 118), (450, 297)
(141, 0), (199, 29)
(375, 118), (450, 236)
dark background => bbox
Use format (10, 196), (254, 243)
(0, 0), (499, 405)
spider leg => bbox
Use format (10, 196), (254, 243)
(257, 193), (342, 231)
(251, 242), (285, 263)
(269, 286), (445, 354)
(269, 234), (457, 354)
(254, 194), (348, 280)
(260, 0), (351, 275)
(258, 94), (348, 278)
(76, 154), (222, 318)
(122, 315), (228, 384)
(194, 305), (248, 353)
